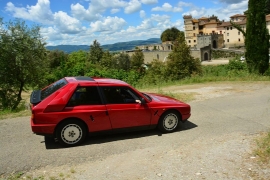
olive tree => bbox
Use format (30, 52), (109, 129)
(0, 19), (47, 110)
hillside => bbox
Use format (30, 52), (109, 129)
(46, 38), (161, 53)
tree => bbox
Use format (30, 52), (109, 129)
(130, 49), (144, 72)
(88, 40), (103, 64)
(165, 33), (202, 80)
(160, 27), (184, 42)
(46, 50), (68, 82)
(100, 51), (113, 69)
(0, 19), (47, 110)
(265, 0), (270, 15)
(245, 0), (269, 74)
(113, 53), (130, 71)
(65, 50), (87, 76)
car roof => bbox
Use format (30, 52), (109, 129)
(64, 76), (129, 86)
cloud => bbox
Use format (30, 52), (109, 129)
(54, 11), (82, 34)
(124, 0), (142, 14)
(111, 8), (120, 14)
(140, 10), (146, 18)
(219, 0), (244, 4)
(90, 16), (127, 32)
(5, 0), (54, 24)
(140, 0), (158, 5)
(152, 3), (183, 12)
(71, 0), (128, 21)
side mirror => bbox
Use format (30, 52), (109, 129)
(136, 97), (146, 104)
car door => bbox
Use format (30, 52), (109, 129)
(101, 86), (152, 129)
(64, 86), (112, 132)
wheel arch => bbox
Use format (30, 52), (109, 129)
(159, 109), (182, 122)
(53, 117), (89, 137)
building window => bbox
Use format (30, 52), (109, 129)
(157, 54), (159, 59)
(238, 38), (241, 42)
(194, 40), (196, 43)
(230, 27), (232, 30)
(227, 27), (229, 30)
(193, 27), (195, 30)
(238, 31), (240, 35)
(188, 40), (191, 43)
(220, 31), (222, 34)
(193, 33), (196, 37)
(227, 33), (229, 36)
(227, 39), (229, 42)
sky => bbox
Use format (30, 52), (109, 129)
(0, 0), (248, 46)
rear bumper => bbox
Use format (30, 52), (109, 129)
(31, 120), (56, 136)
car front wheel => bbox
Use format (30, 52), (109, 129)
(158, 110), (180, 133)
(56, 120), (86, 147)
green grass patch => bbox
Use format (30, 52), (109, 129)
(254, 132), (270, 163)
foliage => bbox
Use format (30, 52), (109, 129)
(112, 53), (131, 71)
(211, 50), (241, 59)
(165, 33), (202, 80)
(0, 19), (47, 110)
(65, 50), (87, 76)
(245, 0), (269, 74)
(130, 49), (145, 75)
(265, 0), (270, 15)
(254, 132), (270, 163)
(46, 50), (68, 83)
(88, 40), (103, 64)
(139, 59), (167, 85)
(160, 27), (184, 42)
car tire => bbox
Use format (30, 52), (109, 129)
(158, 110), (180, 133)
(56, 119), (87, 147)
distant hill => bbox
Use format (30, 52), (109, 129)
(46, 38), (161, 53)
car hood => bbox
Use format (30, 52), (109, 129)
(146, 93), (185, 104)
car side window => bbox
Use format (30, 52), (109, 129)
(67, 86), (102, 106)
(102, 87), (139, 104)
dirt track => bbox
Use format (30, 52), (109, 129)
(1, 82), (270, 179)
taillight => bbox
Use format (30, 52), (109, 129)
(31, 112), (35, 124)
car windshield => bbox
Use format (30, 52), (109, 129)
(41, 78), (68, 100)
(141, 92), (152, 101)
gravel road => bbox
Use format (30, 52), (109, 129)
(0, 82), (270, 179)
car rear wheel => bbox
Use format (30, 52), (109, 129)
(158, 110), (180, 133)
(56, 120), (86, 147)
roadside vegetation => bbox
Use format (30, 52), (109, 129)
(254, 132), (270, 164)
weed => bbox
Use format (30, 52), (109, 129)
(254, 132), (270, 163)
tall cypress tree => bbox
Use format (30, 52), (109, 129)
(265, 0), (270, 15)
(245, 0), (269, 74)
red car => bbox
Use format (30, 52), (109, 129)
(30, 77), (191, 146)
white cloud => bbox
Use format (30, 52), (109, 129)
(54, 11), (82, 34)
(152, 3), (183, 12)
(111, 8), (120, 14)
(90, 16), (127, 32)
(5, 0), (54, 24)
(140, 10), (146, 18)
(140, 0), (158, 5)
(71, 0), (128, 21)
(124, 0), (142, 14)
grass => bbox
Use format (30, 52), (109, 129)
(0, 169), (76, 180)
(254, 132), (270, 163)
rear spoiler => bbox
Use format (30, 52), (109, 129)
(30, 90), (41, 105)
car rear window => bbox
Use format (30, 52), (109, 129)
(41, 78), (68, 100)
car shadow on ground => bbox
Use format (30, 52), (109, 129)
(43, 120), (197, 149)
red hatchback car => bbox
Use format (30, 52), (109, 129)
(30, 77), (191, 146)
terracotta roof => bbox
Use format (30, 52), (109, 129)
(230, 14), (246, 18)
(199, 17), (208, 20)
(192, 19), (199, 23)
(218, 19), (246, 27)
